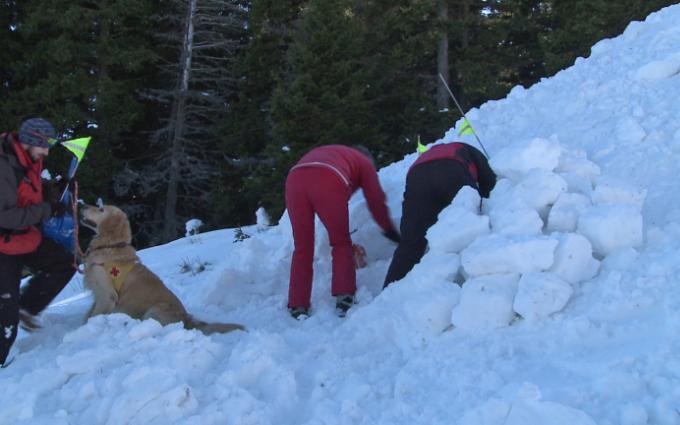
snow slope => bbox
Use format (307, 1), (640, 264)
(3, 4), (680, 425)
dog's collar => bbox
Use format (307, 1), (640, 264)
(86, 242), (131, 254)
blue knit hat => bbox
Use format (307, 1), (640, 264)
(18, 118), (57, 148)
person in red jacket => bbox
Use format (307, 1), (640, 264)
(383, 142), (496, 288)
(286, 145), (399, 318)
(0, 117), (75, 367)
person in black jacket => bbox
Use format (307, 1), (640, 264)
(383, 142), (496, 288)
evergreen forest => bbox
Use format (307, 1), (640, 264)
(1, 0), (674, 246)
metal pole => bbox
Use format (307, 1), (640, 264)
(438, 73), (490, 158)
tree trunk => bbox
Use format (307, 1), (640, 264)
(163, 0), (196, 242)
(436, 0), (450, 110)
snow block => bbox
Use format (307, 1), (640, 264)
(409, 252), (461, 283)
(558, 172), (594, 197)
(427, 191), (490, 253)
(489, 198), (544, 236)
(451, 273), (519, 331)
(506, 399), (598, 425)
(461, 235), (558, 277)
(515, 169), (568, 218)
(591, 176), (647, 211)
(546, 193), (591, 233)
(490, 138), (562, 180)
(577, 204), (643, 256)
(549, 233), (600, 285)
(513, 272), (573, 321)
(556, 148), (601, 184)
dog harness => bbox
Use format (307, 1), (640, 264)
(101, 261), (136, 294)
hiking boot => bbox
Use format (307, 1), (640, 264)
(335, 294), (355, 318)
(289, 307), (310, 320)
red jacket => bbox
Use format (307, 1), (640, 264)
(0, 134), (48, 254)
(410, 142), (497, 198)
(291, 145), (394, 233)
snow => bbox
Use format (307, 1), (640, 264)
(4, 4), (680, 424)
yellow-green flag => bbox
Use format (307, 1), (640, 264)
(61, 137), (91, 163)
(458, 118), (474, 137)
(416, 135), (428, 154)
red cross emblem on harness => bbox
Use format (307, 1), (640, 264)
(109, 267), (120, 278)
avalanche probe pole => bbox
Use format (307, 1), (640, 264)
(438, 73), (490, 158)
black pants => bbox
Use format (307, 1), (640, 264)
(384, 160), (476, 288)
(0, 237), (75, 365)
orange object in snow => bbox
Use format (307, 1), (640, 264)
(352, 243), (367, 269)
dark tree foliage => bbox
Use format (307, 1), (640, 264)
(1, 0), (676, 245)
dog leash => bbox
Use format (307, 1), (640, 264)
(70, 181), (86, 274)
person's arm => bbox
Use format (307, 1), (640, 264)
(359, 161), (398, 236)
(0, 164), (51, 229)
(468, 147), (497, 198)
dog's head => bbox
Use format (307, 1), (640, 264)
(80, 204), (132, 244)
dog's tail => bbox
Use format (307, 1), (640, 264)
(185, 315), (246, 335)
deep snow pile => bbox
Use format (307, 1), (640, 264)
(2, 4), (680, 425)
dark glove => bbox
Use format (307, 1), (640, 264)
(49, 201), (67, 218)
(383, 229), (401, 244)
(42, 178), (68, 204)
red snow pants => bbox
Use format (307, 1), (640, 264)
(285, 167), (355, 309)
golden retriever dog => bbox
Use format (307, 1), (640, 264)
(80, 204), (245, 335)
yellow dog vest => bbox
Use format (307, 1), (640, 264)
(102, 262), (136, 294)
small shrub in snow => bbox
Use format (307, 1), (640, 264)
(233, 228), (251, 243)
(179, 258), (210, 275)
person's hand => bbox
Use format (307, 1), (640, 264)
(383, 229), (401, 243)
(42, 178), (67, 204)
(49, 201), (67, 217)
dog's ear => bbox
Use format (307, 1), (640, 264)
(98, 209), (132, 244)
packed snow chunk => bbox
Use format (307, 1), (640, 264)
(546, 193), (591, 232)
(591, 176), (647, 211)
(615, 116), (646, 144)
(458, 384), (597, 425)
(490, 137), (562, 180)
(514, 272), (573, 321)
(255, 207), (271, 230)
(620, 403), (648, 425)
(556, 148), (601, 184)
(488, 197), (543, 236)
(485, 179), (543, 236)
(635, 54), (680, 80)
(452, 185), (484, 212)
(427, 188), (490, 253)
(185, 218), (203, 237)
(461, 235), (558, 277)
(577, 204), (643, 256)
(402, 279), (462, 337)
(558, 172), (594, 196)
(451, 273), (519, 330)
(549, 233), (600, 285)
(506, 398), (597, 425)
(409, 251), (461, 284)
(515, 169), (568, 217)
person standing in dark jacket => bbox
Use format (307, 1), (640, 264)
(0, 117), (75, 367)
(383, 142), (496, 288)
(286, 145), (399, 318)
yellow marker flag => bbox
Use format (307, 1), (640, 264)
(61, 137), (91, 164)
(458, 118), (474, 137)
(417, 141), (428, 154)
